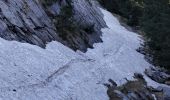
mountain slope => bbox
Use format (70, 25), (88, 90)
(0, 0), (106, 52)
(0, 8), (164, 100)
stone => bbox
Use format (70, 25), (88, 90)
(0, 0), (58, 48)
(157, 86), (170, 100)
(134, 73), (144, 79)
(145, 67), (170, 84)
(104, 73), (165, 100)
(48, 0), (106, 51)
(0, 0), (106, 52)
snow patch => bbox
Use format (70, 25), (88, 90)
(0, 8), (163, 100)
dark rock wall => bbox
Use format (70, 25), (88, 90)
(72, 0), (106, 49)
(48, 0), (107, 51)
(0, 0), (59, 48)
(0, 0), (106, 52)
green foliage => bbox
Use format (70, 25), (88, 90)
(141, 0), (170, 70)
(53, 3), (95, 51)
(98, 0), (143, 26)
(54, 4), (77, 40)
(99, 0), (170, 70)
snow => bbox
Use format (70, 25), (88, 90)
(0, 8), (164, 100)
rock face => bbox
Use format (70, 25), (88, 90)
(104, 73), (166, 100)
(0, 0), (59, 47)
(0, 0), (106, 51)
(72, 0), (106, 33)
(145, 67), (170, 85)
(49, 0), (106, 51)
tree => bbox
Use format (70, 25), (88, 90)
(98, 0), (143, 26)
(142, 0), (170, 70)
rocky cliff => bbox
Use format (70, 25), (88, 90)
(0, 1), (170, 100)
(0, 0), (106, 51)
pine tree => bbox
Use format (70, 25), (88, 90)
(142, 0), (170, 70)
(98, 0), (143, 26)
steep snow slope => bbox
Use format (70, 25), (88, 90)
(0, 8), (160, 100)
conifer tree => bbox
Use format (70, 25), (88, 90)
(142, 0), (170, 69)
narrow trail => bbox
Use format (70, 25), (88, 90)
(45, 58), (95, 83)
(0, 58), (95, 92)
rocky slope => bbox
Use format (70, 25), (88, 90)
(105, 73), (170, 100)
(0, 0), (57, 47)
(0, 7), (169, 100)
(0, 0), (106, 51)
(0, 0), (170, 100)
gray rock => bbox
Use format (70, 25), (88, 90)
(127, 92), (139, 100)
(134, 73), (144, 79)
(48, 0), (106, 51)
(72, 0), (106, 49)
(157, 86), (170, 100)
(0, 0), (59, 48)
(105, 74), (163, 100)
(145, 67), (170, 84)
(0, 0), (106, 52)
(114, 90), (129, 100)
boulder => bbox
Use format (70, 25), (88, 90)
(105, 73), (165, 100)
(157, 86), (170, 100)
(145, 67), (170, 84)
